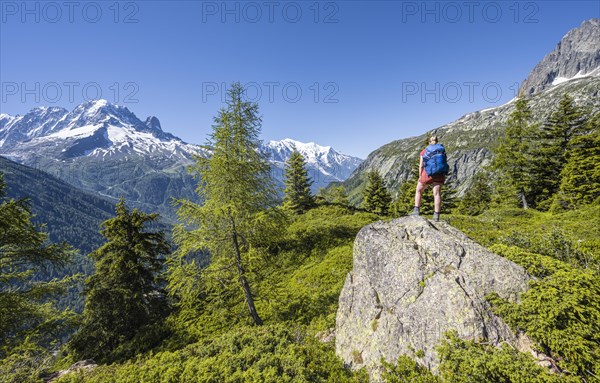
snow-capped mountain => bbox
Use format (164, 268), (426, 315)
(0, 100), (201, 162)
(262, 138), (362, 191)
(0, 100), (361, 220)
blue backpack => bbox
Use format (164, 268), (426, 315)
(423, 144), (449, 176)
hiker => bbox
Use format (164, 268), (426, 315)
(412, 135), (448, 221)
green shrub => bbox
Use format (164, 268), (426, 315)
(55, 325), (369, 383)
(489, 244), (571, 278)
(382, 355), (441, 383)
(437, 331), (579, 383)
(269, 245), (354, 329)
(488, 268), (600, 377)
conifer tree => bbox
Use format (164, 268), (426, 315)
(442, 185), (459, 213)
(68, 199), (170, 362)
(491, 97), (537, 209)
(391, 159), (420, 216)
(391, 179), (418, 217)
(363, 170), (392, 215)
(316, 185), (349, 206)
(456, 172), (492, 215)
(284, 150), (315, 214)
(170, 82), (280, 327)
(553, 114), (600, 210)
(533, 93), (588, 206)
(0, 173), (76, 364)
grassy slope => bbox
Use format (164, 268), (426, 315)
(52, 203), (600, 382)
(447, 206), (600, 251)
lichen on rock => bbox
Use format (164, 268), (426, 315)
(335, 216), (532, 381)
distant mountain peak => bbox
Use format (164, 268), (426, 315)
(0, 100), (192, 159)
(262, 138), (362, 190)
(267, 138), (333, 155)
(520, 18), (600, 96)
(145, 116), (163, 131)
(1, 101), (362, 205)
(72, 99), (135, 123)
(30, 105), (66, 112)
(76, 99), (111, 115)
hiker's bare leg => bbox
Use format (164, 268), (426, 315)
(433, 184), (441, 212)
(415, 182), (427, 208)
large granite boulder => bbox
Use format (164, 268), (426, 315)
(335, 216), (532, 381)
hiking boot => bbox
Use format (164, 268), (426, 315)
(410, 207), (420, 216)
(433, 212), (440, 222)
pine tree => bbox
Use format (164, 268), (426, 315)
(0, 173), (76, 358)
(391, 179), (418, 217)
(491, 97), (537, 209)
(68, 199), (170, 362)
(316, 185), (349, 206)
(533, 93), (588, 207)
(284, 151), (315, 214)
(442, 185), (460, 213)
(456, 172), (492, 215)
(553, 114), (600, 210)
(391, 159), (424, 216)
(170, 82), (280, 327)
(363, 170), (392, 215)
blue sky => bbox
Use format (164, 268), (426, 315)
(1, 1), (598, 158)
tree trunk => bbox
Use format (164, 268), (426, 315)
(520, 190), (529, 210)
(229, 217), (263, 325)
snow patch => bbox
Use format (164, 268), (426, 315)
(552, 71), (591, 86)
(49, 124), (99, 139)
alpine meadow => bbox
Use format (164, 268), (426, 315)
(0, 7), (599, 383)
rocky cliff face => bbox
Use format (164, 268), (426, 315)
(343, 76), (600, 203)
(342, 19), (600, 204)
(335, 216), (531, 381)
(519, 18), (600, 96)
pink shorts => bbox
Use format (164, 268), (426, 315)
(419, 169), (445, 185)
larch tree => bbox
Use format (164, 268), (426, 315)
(0, 173), (75, 354)
(0, 172), (76, 378)
(170, 82), (280, 327)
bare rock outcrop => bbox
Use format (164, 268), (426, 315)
(520, 18), (600, 96)
(335, 216), (532, 381)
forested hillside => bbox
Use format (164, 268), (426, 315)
(0, 155), (115, 257)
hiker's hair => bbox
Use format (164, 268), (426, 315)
(429, 135), (439, 143)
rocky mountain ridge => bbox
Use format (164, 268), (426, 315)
(342, 18), (600, 204)
(0, 101), (362, 220)
(0, 100), (202, 161)
(264, 138), (363, 191)
(519, 18), (600, 96)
